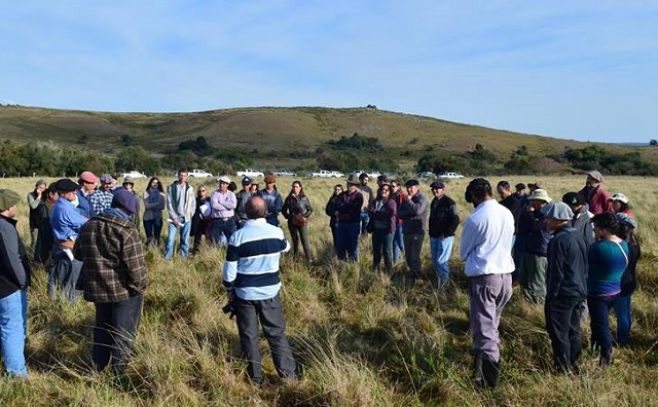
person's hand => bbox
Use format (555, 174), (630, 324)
(227, 290), (235, 302)
(173, 218), (180, 226)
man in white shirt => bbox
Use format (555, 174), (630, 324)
(459, 178), (515, 389)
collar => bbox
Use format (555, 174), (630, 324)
(245, 218), (267, 225)
(0, 214), (17, 226)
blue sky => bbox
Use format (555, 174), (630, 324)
(1, 1), (657, 142)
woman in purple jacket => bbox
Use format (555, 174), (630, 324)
(368, 184), (397, 273)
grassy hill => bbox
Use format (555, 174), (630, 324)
(0, 105), (616, 156)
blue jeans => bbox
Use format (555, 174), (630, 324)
(336, 222), (360, 261)
(211, 218), (236, 247)
(360, 212), (370, 235)
(371, 229), (393, 272)
(0, 289), (28, 377)
(430, 236), (454, 287)
(164, 218), (192, 260)
(613, 294), (632, 346)
(393, 223), (404, 262)
(587, 295), (616, 364)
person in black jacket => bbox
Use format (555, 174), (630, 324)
(325, 184), (343, 256)
(282, 181), (314, 263)
(428, 181), (459, 288)
(518, 189), (552, 303)
(543, 202), (587, 373)
(0, 189), (31, 377)
(612, 213), (640, 346)
(335, 176), (364, 261)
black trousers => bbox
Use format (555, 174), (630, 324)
(403, 233), (424, 278)
(545, 297), (584, 372)
(93, 294), (144, 374)
(234, 294), (296, 383)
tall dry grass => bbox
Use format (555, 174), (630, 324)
(0, 175), (656, 406)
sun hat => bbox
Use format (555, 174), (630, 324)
(611, 193), (629, 204)
(528, 189), (552, 203)
(218, 176), (231, 184)
(346, 174), (360, 185)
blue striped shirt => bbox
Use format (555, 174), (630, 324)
(222, 218), (290, 300)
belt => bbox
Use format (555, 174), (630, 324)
(215, 217), (232, 221)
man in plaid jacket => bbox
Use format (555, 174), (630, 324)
(74, 189), (147, 374)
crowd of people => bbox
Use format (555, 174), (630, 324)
(0, 168), (641, 389)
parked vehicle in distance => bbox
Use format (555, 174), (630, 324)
(189, 169), (214, 178)
(121, 170), (147, 179)
(418, 171), (435, 178)
(236, 169), (264, 178)
(437, 172), (464, 179)
(311, 170), (344, 178)
(274, 170), (296, 177)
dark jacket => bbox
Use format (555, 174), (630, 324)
(74, 212), (147, 303)
(368, 198), (397, 234)
(325, 194), (341, 228)
(256, 188), (284, 226)
(546, 226), (588, 302)
(34, 200), (56, 263)
(428, 195), (459, 238)
(282, 194), (313, 221)
(0, 215), (31, 299)
(620, 242), (640, 296)
(28, 190), (43, 229)
(235, 189), (252, 223)
(578, 185), (612, 215)
(192, 196), (210, 236)
(518, 208), (550, 256)
(398, 192), (429, 235)
(571, 204), (595, 248)
(500, 195), (521, 232)
(335, 190), (364, 224)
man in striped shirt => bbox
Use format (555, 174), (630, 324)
(222, 196), (296, 385)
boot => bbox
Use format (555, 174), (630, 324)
(472, 352), (485, 388)
(482, 358), (501, 389)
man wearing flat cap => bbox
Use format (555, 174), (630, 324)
(428, 180), (459, 288)
(77, 170), (98, 219)
(542, 202), (588, 373)
(334, 174), (364, 261)
(0, 189), (32, 377)
(74, 189), (148, 374)
(49, 178), (88, 300)
(578, 170), (612, 215)
(398, 179), (429, 281)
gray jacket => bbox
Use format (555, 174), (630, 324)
(398, 192), (429, 235)
(0, 215), (31, 299)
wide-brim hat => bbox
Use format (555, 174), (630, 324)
(528, 188), (552, 203)
(218, 176), (231, 184)
(346, 174), (360, 185)
(586, 170), (604, 183)
(611, 193), (629, 204)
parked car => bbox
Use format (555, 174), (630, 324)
(236, 169), (264, 178)
(418, 171), (436, 178)
(311, 170), (344, 178)
(437, 172), (464, 179)
(274, 170), (296, 177)
(121, 170), (147, 179)
(189, 169), (214, 178)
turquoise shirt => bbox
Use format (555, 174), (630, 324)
(587, 239), (629, 297)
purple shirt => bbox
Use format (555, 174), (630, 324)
(210, 190), (237, 219)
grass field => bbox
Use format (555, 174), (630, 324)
(0, 175), (657, 406)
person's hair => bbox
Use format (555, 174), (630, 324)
(390, 180), (399, 188)
(377, 183), (391, 199)
(359, 172), (368, 181)
(332, 184), (343, 197)
(146, 177), (164, 193)
(46, 183), (58, 197)
(228, 181), (237, 192)
(465, 178), (492, 203)
(197, 184), (208, 198)
(497, 181), (511, 191)
(178, 167), (189, 175)
(592, 212), (620, 235)
(289, 180), (305, 198)
(246, 196), (267, 219)
(615, 201), (630, 212)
